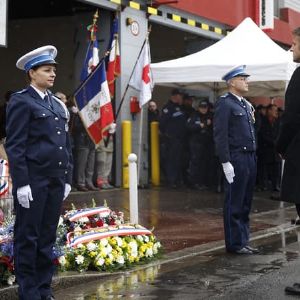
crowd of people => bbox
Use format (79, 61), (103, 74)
(148, 89), (283, 193)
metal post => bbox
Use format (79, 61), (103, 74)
(122, 120), (132, 188)
(128, 153), (138, 224)
(150, 121), (160, 186)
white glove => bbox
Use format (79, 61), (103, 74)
(108, 123), (116, 134)
(222, 162), (235, 184)
(17, 185), (33, 209)
(63, 183), (71, 200)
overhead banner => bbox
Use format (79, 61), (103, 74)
(0, 0), (7, 47)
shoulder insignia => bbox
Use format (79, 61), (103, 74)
(14, 89), (27, 94)
(220, 93), (229, 98)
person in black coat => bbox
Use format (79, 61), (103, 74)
(276, 28), (300, 208)
(276, 27), (300, 296)
(258, 104), (281, 191)
(159, 89), (186, 187)
(5, 46), (73, 300)
(187, 100), (213, 189)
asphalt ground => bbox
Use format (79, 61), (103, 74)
(1, 188), (299, 299)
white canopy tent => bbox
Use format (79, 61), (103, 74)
(151, 18), (297, 97)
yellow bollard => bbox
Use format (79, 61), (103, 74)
(150, 121), (160, 186)
(122, 120), (132, 188)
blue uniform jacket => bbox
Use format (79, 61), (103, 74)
(159, 100), (186, 140)
(5, 86), (73, 189)
(213, 93), (256, 163)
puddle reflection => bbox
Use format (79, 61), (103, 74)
(55, 265), (161, 300)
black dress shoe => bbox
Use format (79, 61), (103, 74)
(77, 185), (89, 192)
(231, 247), (254, 254)
(86, 184), (99, 191)
(41, 295), (55, 300)
(285, 285), (300, 295)
(245, 245), (260, 254)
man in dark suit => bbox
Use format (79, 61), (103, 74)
(275, 27), (300, 296)
(5, 46), (73, 300)
(214, 65), (258, 255)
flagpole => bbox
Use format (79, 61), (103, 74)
(115, 26), (152, 119)
(137, 106), (144, 184)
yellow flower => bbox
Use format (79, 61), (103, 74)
(105, 257), (112, 265)
(89, 251), (97, 258)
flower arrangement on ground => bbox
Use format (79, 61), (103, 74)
(0, 200), (162, 285)
(55, 200), (162, 273)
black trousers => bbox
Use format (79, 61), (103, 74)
(14, 175), (64, 300)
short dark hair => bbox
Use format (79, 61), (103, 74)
(171, 88), (182, 96)
(292, 27), (300, 37)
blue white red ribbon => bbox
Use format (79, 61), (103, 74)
(67, 225), (152, 248)
(66, 206), (111, 222)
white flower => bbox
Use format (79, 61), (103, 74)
(131, 250), (138, 258)
(145, 247), (153, 257)
(108, 253), (114, 261)
(87, 242), (97, 251)
(116, 255), (125, 265)
(75, 255), (85, 265)
(58, 256), (66, 266)
(74, 226), (82, 232)
(100, 238), (108, 247)
(7, 275), (15, 285)
(96, 257), (105, 266)
(115, 220), (122, 225)
(144, 236), (149, 243)
(136, 235), (143, 242)
(129, 241), (138, 252)
(58, 216), (64, 227)
(78, 217), (89, 223)
(115, 237), (123, 247)
(106, 244), (113, 254)
(77, 243), (85, 248)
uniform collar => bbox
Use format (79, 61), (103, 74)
(30, 84), (47, 100)
(230, 92), (243, 102)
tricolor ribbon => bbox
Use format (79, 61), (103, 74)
(66, 206), (111, 222)
(67, 225), (152, 248)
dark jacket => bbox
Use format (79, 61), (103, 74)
(159, 100), (186, 140)
(187, 111), (213, 144)
(258, 116), (281, 164)
(213, 93), (256, 163)
(5, 86), (73, 189)
(276, 66), (300, 203)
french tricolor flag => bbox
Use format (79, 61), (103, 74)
(74, 62), (114, 145)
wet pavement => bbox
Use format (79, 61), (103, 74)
(53, 228), (300, 299)
(2, 187), (300, 299)
(65, 188), (293, 252)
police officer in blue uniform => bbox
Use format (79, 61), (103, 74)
(187, 100), (214, 189)
(214, 65), (258, 255)
(159, 89), (186, 187)
(5, 46), (73, 300)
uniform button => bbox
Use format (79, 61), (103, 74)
(59, 146), (63, 150)
(55, 117), (59, 121)
(243, 147), (247, 150)
(57, 131), (61, 135)
(42, 113), (46, 116)
(58, 161), (62, 166)
(65, 171), (68, 174)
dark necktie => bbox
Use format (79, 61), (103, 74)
(44, 94), (53, 109)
